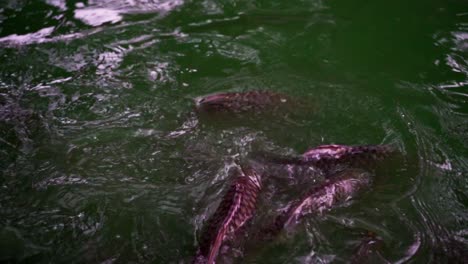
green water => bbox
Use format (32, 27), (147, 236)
(1, 0), (467, 263)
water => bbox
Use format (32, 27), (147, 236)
(0, 0), (467, 263)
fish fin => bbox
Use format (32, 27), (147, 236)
(207, 226), (227, 264)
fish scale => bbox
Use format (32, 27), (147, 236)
(194, 91), (293, 114)
(194, 168), (262, 264)
(302, 144), (395, 165)
(259, 169), (371, 240)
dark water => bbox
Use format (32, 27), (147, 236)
(1, 0), (467, 263)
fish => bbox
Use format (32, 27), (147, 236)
(349, 231), (387, 264)
(194, 90), (295, 114)
(301, 144), (396, 170)
(253, 144), (396, 172)
(194, 166), (262, 264)
(260, 169), (371, 239)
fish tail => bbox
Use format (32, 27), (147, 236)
(207, 227), (227, 264)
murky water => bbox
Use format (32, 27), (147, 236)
(1, 0), (467, 263)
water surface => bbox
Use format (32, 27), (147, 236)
(1, 0), (467, 263)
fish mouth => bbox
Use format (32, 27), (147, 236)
(193, 93), (224, 109)
(193, 96), (204, 107)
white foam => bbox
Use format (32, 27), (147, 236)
(0, 27), (56, 45)
(74, 8), (122, 26)
(46, 0), (67, 11)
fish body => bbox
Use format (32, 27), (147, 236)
(253, 144), (395, 172)
(302, 144), (394, 162)
(302, 144), (395, 170)
(262, 169), (370, 238)
(194, 91), (293, 114)
(194, 167), (262, 264)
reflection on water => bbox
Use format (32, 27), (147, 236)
(1, 0), (468, 263)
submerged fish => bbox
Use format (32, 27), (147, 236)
(260, 169), (371, 239)
(194, 90), (295, 114)
(302, 144), (395, 170)
(194, 167), (262, 264)
(254, 144), (395, 172)
(168, 91), (310, 137)
(350, 231), (387, 264)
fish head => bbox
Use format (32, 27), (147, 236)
(194, 93), (233, 112)
(302, 144), (351, 161)
(193, 91), (296, 115)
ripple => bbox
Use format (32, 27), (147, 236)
(36, 174), (90, 189)
(1, 0), (468, 263)
(0, 0), (184, 48)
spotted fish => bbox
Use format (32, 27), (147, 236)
(194, 167), (262, 264)
(194, 90), (294, 114)
(260, 169), (370, 239)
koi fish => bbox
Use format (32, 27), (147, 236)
(194, 167), (262, 264)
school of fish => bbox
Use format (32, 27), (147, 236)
(190, 91), (397, 264)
